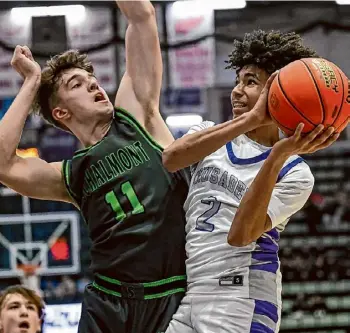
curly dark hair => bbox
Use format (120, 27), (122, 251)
(226, 30), (318, 74)
(33, 50), (94, 131)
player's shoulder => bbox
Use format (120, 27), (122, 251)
(187, 121), (215, 134)
(280, 155), (314, 186)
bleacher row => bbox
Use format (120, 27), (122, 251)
(279, 147), (350, 332)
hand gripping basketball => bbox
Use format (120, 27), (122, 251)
(268, 58), (350, 136)
(272, 123), (339, 158)
(250, 71), (279, 127)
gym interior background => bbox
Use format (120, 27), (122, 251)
(0, 1), (350, 332)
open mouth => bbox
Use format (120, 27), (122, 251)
(232, 102), (247, 108)
(94, 92), (106, 102)
(19, 321), (30, 329)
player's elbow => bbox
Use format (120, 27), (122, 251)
(162, 148), (180, 173)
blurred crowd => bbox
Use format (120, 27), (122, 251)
(39, 275), (91, 304)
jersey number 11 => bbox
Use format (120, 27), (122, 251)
(105, 181), (144, 221)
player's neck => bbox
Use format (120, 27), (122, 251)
(74, 117), (113, 148)
(245, 124), (279, 147)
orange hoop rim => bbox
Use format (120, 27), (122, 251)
(17, 264), (39, 276)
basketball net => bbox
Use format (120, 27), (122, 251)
(18, 264), (43, 297)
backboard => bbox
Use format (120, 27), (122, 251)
(0, 211), (80, 278)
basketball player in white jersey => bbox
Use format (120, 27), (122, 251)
(163, 30), (342, 333)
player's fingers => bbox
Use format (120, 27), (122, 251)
(264, 71), (279, 91)
(22, 46), (34, 61)
(310, 132), (339, 153)
(11, 46), (23, 65)
(255, 71), (279, 108)
(12, 45), (23, 58)
(292, 123), (304, 141)
(302, 124), (324, 144)
(310, 126), (335, 146)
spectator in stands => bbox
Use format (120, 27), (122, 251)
(59, 275), (76, 302)
(0, 285), (44, 333)
(290, 293), (309, 318)
(308, 295), (327, 318)
(323, 189), (350, 227)
(303, 193), (324, 234)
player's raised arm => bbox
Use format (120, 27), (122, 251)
(162, 73), (278, 172)
(227, 124), (338, 247)
(0, 46), (71, 203)
(115, 1), (173, 148)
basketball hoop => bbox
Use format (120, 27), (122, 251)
(18, 264), (39, 277)
(17, 264), (42, 296)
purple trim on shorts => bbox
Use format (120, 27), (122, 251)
(250, 322), (275, 333)
(254, 300), (278, 323)
(265, 228), (280, 241)
(251, 252), (278, 263)
(256, 237), (279, 253)
(250, 262), (279, 274)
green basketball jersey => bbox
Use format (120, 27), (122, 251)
(62, 108), (189, 282)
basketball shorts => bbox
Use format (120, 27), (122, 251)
(165, 294), (281, 333)
(78, 274), (186, 333)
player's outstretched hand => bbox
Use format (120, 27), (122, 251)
(250, 71), (279, 126)
(272, 123), (339, 157)
(11, 45), (41, 80)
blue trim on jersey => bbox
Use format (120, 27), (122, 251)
(250, 322), (275, 333)
(277, 157), (304, 182)
(225, 142), (271, 165)
(254, 300), (279, 323)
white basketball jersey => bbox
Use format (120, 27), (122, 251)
(184, 121), (314, 306)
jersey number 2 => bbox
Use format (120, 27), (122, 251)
(105, 181), (144, 221)
(196, 196), (221, 232)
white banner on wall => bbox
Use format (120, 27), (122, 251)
(43, 303), (81, 333)
(0, 6), (116, 98)
(166, 2), (215, 88)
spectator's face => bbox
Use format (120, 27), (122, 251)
(337, 192), (347, 205)
(0, 293), (41, 333)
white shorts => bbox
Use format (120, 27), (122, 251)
(166, 295), (281, 333)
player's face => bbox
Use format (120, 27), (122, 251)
(54, 67), (114, 124)
(230, 65), (269, 117)
(0, 293), (41, 333)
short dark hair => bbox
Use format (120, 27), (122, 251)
(0, 285), (45, 319)
(226, 29), (318, 75)
(33, 50), (94, 131)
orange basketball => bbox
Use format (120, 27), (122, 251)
(268, 58), (350, 136)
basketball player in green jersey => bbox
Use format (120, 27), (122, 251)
(0, 1), (189, 333)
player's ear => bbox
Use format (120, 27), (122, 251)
(52, 106), (71, 123)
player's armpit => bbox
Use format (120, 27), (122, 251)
(115, 75), (174, 149)
(0, 156), (73, 204)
